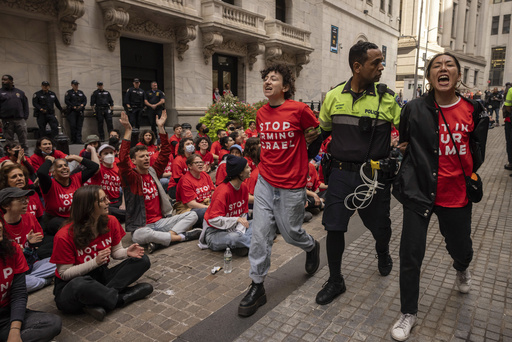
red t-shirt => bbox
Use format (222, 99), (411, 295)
(204, 182), (249, 226)
(28, 193), (44, 218)
(168, 155), (189, 189)
(211, 141), (222, 156)
(218, 149), (229, 162)
(163, 154), (174, 175)
(30, 150), (67, 173)
(4, 213), (44, 249)
(0, 243), (28, 308)
(244, 165), (259, 195)
(176, 171), (215, 204)
(196, 150), (214, 168)
(42, 173), (82, 217)
(245, 156), (256, 172)
(141, 173), (163, 223)
(86, 164), (122, 203)
(257, 100), (319, 188)
(435, 98), (474, 207)
(215, 161), (227, 186)
(50, 216), (125, 279)
(245, 128), (258, 138)
(306, 162), (320, 192)
(169, 135), (181, 157)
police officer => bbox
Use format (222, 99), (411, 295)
(64, 80), (87, 144)
(90, 81), (114, 141)
(315, 42), (401, 306)
(144, 81), (165, 136)
(0, 75), (29, 151)
(33, 81), (62, 139)
(124, 78), (145, 129)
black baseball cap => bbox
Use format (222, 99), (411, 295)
(97, 81), (103, 85)
(133, 78), (140, 83)
(41, 81), (50, 86)
(71, 80), (79, 85)
(0, 188), (35, 204)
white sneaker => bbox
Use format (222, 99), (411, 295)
(391, 313), (417, 341)
(456, 269), (471, 293)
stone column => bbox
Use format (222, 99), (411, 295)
(428, 0), (439, 43)
(466, 0), (478, 55)
(454, 0), (466, 51)
(441, 0), (453, 48)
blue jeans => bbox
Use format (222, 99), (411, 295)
(248, 175), (315, 284)
(205, 225), (253, 251)
(491, 106), (500, 124)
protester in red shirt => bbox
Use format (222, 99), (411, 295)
(50, 185), (152, 321)
(118, 111), (199, 254)
(176, 154), (215, 226)
(245, 120), (258, 138)
(199, 155), (252, 256)
(167, 137), (194, 199)
(37, 153), (99, 237)
(195, 137), (214, 172)
(30, 137), (67, 174)
(211, 129), (227, 164)
(0, 187), (55, 293)
(195, 122), (211, 139)
(0, 218), (62, 341)
(169, 123), (182, 158)
(238, 63), (322, 318)
(137, 129), (159, 166)
(218, 135), (235, 162)
(0, 142), (34, 177)
(216, 144), (242, 186)
(305, 162), (324, 213)
(87, 144), (126, 223)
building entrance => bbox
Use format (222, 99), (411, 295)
(213, 54), (238, 99)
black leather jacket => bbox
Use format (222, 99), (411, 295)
(392, 92), (489, 217)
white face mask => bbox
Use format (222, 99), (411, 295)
(103, 153), (115, 164)
(185, 144), (195, 153)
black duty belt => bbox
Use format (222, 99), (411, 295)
(332, 160), (362, 172)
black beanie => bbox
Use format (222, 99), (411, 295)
(226, 155), (247, 179)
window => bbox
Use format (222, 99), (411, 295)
(493, 0), (502, 3)
(276, 0), (286, 22)
(474, 70), (478, 86)
(380, 0), (385, 11)
(491, 16), (500, 35)
(463, 67), (469, 84)
(489, 47), (506, 86)
(504, 14), (511, 34)
(451, 4), (457, 37)
(222, 0), (235, 4)
(464, 9), (469, 42)
(388, 0), (393, 15)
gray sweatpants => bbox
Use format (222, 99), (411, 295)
(248, 175), (315, 284)
(131, 211), (198, 245)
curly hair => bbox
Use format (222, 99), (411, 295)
(243, 137), (260, 165)
(138, 129), (156, 146)
(69, 185), (110, 250)
(177, 137), (194, 157)
(195, 136), (211, 151)
(260, 63), (296, 100)
(0, 164), (29, 190)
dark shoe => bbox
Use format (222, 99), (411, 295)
(119, 283), (153, 307)
(233, 247), (249, 257)
(505, 164), (512, 170)
(303, 211), (313, 222)
(147, 242), (157, 254)
(184, 228), (202, 241)
(305, 240), (320, 275)
(316, 278), (346, 305)
(83, 306), (106, 321)
(377, 251), (393, 276)
(238, 282), (266, 317)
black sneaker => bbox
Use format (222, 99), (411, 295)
(184, 228), (202, 241)
(315, 278), (346, 305)
(147, 242), (157, 254)
(238, 282), (266, 317)
(505, 164), (512, 170)
(303, 211), (313, 222)
(377, 251), (393, 276)
(305, 240), (320, 275)
(233, 247), (249, 257)
(83, 306), (106, 321)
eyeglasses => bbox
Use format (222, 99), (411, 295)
(15, 197), (29, 204)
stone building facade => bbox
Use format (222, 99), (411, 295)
(0, 0), (400, 137)
(486, 0), (512, 88)
(396, 0), (490, 101)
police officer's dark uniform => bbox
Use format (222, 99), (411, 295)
(90, 81), (114, 141)
(316, 77), (401, 303)
(123, 78), (145, 129)
(0, 75), (29, 151)
(33, 81), (62, 139)
(64, 80), (87, 144)
(145, 86), (165, 136)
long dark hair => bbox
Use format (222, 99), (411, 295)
(243, 137), (260, 163)
(177, 137), (194, 157)
(139, 129), (156, 146)
(33, 137), (55, 156)
(0, 217), (15, 263)
(425, 52), (462, 93)
(69, 185), (109, 250)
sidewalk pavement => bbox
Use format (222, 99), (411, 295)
(27, 127), (512, 341)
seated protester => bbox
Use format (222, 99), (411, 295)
(79, 135), (101, 159)
(30, 137), (67, 174)
(50, 185), (153, 322)
(305, 162), (325, 213)
(160, 153), (173, 190)
(245, 120), (258, 138)
(0, 142), (35, 178)
(218, 135), (235, 162)
(317, 163), (328, 200)
(182, 129), (193, 140)
(196, 122), (211, 140)
(216, 144), (243, 187)
(169, 123), (182, 158)
(243, 137), (260, 172)
(195, 136), (214, 172)
(211, 129), (227, 163)
(167, 137), (194, 199)
(87, 144), (126, 223)
(136, 129), (159, 166)
(108, 129), (121, 150)
(0, 188), (56, 293)
(175, 154), (215, 227)
(118, 111), (199, 254)
(230, 130), (244, 149)
(37, 154), (99, 237)
(198, 155), (252, 256)
(0, 219), (62, 341)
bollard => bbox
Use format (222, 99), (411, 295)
(54, 126), (70, 155)
(130, 128), (140, 148)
